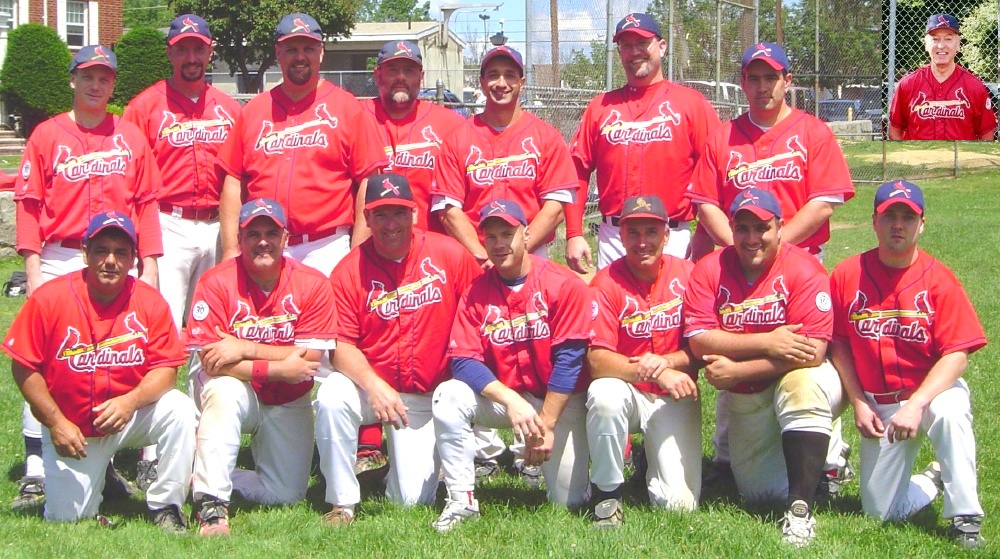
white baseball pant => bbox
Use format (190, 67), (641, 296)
(597, 220), (691, 270)
(41, 389), (196, 521)
(433, 379), (590, 507)
(157, 212), (219, 330)
(283, 227), (351, 277)
(859, 379), (982, 521)
(190, 371), (314, 505)
(727, 360), (845, 502)
(587, 378), (701, 510)
(314, 373), (439, 507)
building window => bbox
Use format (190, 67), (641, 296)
(66, 1), (86, 47)
(0, 0), (15, 31)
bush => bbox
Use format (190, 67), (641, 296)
(111, 27), (171, 106)
(0, 23), (72, 137)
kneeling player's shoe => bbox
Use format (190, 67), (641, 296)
(513, 458), (543, 490)
(354, 444), (389, 485)
(592, 498), (623, 529)
(951, 516), (985, 549)
(197, 497), (231, 537)
(151, 504), (187, 534)
(779, 500), (816, 548)
(702, 461), (735, 493)
(136, 459), (159, 492)
(102, 464), (138, 500)
(819, 444), (855, 498)
(920, 461), (944, 493)
(433, 494), (480, 532)
(11, 476), (44, 511)
(474, 458), (500, 480)
(323, 505), (356, 526)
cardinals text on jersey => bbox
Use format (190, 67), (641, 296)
(480, 291), (551, 345)
(229, 295), (300, 343)
(54, 134), (131, 181)
(726, 136), (807, 188)
(718, 277), (789, 330)
(465, 137), (540, 185)
(599, 101), (681, 145)
(848, 289), (931, 344)
(255, 104), (338, 154)
(157, 105), (236, 147)
(366, 257), (446, 319)
(56, 312), (148, 373)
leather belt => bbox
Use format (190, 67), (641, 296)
(159, 202), (219, 221)
(55, 238), (83, 249)
(604, 215), (681, 229)
(287, 226), (348, 246)
(870, 389), (914, 404)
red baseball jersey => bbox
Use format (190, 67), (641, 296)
(2, 272), (185, 437)
(566, 80), (722, 237)
(432, 111), (577, 235)
(217, 80), (388, 235)
(15, 113), (164, 258)
(590, 255), (695, 395)
(362, 98), (469, 234)
(830, 249), (986, 394)
(331, 230), (482, 393)
(684, 243), (833, 393)
(123, 80), (242, 210)
(449, 255), (593, 397)
(185, 257), (337, 405)
(889, 65), (998, 140)
(687, 110), (855, 252)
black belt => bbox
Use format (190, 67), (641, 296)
(604, 215), (680, 228)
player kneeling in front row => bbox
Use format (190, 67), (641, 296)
(314, 174), (481, 523)
(683, 189), (844, 547)
(432, 199), (593, 531)
(3, 212), (196, 531)
(186, 199), (337, 536)
(586, 195), (702, 528)
(829, 181), (986, 548)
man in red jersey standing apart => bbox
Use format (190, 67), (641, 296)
(217, 13), (387, 274)
(889, 14), (997, 140)
(566, 12), (721, 272)
(432, 46), (578, 266)
(586, 195), (702, 528)
(830, 181), (986, 548)
(12, 45), (163, 510)
(314, 173), (481, 524)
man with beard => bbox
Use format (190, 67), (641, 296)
(217, 13), (387, 275)
(566, 12), (721, 271)
(123, 16), (241, 488)
(889, 13), (997, 140)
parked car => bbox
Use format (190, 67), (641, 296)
(682, 80), (747, 120)
(818, 99), (862, 122)
(418, 88), (471, 117)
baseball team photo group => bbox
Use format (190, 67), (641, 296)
(0, 5), (996, 557)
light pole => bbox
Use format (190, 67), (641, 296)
(479, 13), (491, 57)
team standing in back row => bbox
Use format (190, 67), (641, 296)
(2, 10), (988, 551)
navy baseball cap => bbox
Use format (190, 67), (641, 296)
(620, 195), (668, 223)
(275, 13), (323, 42)
(84, 211), (137, 246)
(926, 13), (960, 34)
(70, 45), (117, 73)
(481, 46), (524, 75)
(365, 173), (417, 210)
(479, 199), (527, 227)
(741, 42), (790, 72)
(613, 13), (662, 42)
(377, 40), (422, 66)
(874, 180), (925, 215)
(239, 198), (287, 228)
(730, 188), (783, 220)
(167, 14), (211, 45)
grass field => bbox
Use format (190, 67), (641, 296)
(0, 174), (997, 558)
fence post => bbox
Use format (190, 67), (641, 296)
(953, 142), (958, 177)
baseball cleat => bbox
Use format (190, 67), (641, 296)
(951, 515), (985, 549)
(102, 464), (138, 500)
(779, 500), (816, 548)
(513, 458), (543, 490)
(819, 444), (855, 498)
(323, 505), (356, 526)
(354, 444), (389, 484)
(197, 498), (231, 537)
(920, 461), (943, 493)
(151, 504), (187, 534)
(136, 459), (159, 492)
(433, 496), (480, 532)
(474, 458), (500, 480)
(592, 498), (624, 529)
(11, 476), (44, 511)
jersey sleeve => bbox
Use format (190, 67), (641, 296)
(549, 270), (594, 345)
(293, 276), (338, 346)
(690, 95), (722, 155)
(973, 82), (999, 138)
(216, 111), (247, 179)
(931, 271), (987, 356)
(141, 287), (187, 367)
(185, 273), (230, 347)
(888, 80), (909, 130)
(565, 104), (598, 238)
(449, 289), (486, 361)
(431, 128), (468, 204)
(14, 128), (47, 202)
(686, 131), (724, 206)
(132, 139), (165, 258)
(329, 260), (362, 345)
(588, 275), (621, 352)
(829, 261), (852, 343)
(536, 124), (579, 196)
(2, 293), (49, 370)
(805, 126), (855, 200)
(346, 104), (390, 180)
(785, 254), (833, 340)
(683, 255), (722, 335)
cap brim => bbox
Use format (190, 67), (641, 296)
(620, 212), (668, 223)
(480, 214), (524, 228)
(86, 224), (136, 245)
(732, 206), (778, 221)
(876, 199), (923, 215)
(377, 55), (422, 67)
(73, 61), (116, 73)
(277, 33), (322, 42)
(168, 33), (212, 46)
(365, 199), (417, 211)
(744, 57), (785, 71)
(481, 52), (523, 72)
(926, 27), (960, 35)
(240, 214), (286, 228)
(613, 28), (658, 42)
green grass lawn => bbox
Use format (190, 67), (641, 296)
(0, 174), (997, 558)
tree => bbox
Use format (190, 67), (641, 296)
(357, 0), (430, 23)
(123, 0), (174, 30)
(959, 0), (998, 83)
(0, 24), (72, 136)
(112, 27), (172, 106)
(167, 0), (359, 93)
(561, 41), (623, 91)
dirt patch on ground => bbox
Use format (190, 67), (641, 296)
(856, 148), (1000, 169)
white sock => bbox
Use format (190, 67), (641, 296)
(25, 454), (44, 478)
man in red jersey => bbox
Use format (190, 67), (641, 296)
(829, 181), (986, 548)
(566, 12), (721, 272)
(12, 45), (163, 509)
(432, 46), (577, 266)
(217, 12), (387, 275)
(586, 195), (701, 528)
(186, 198), (337, 536)
(3, 212), (195, 531)
(684, 188), (843, 547)
(889, 14), (997, 140)
(314, 173), (481, 524)
(431, 199), (593, 532)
